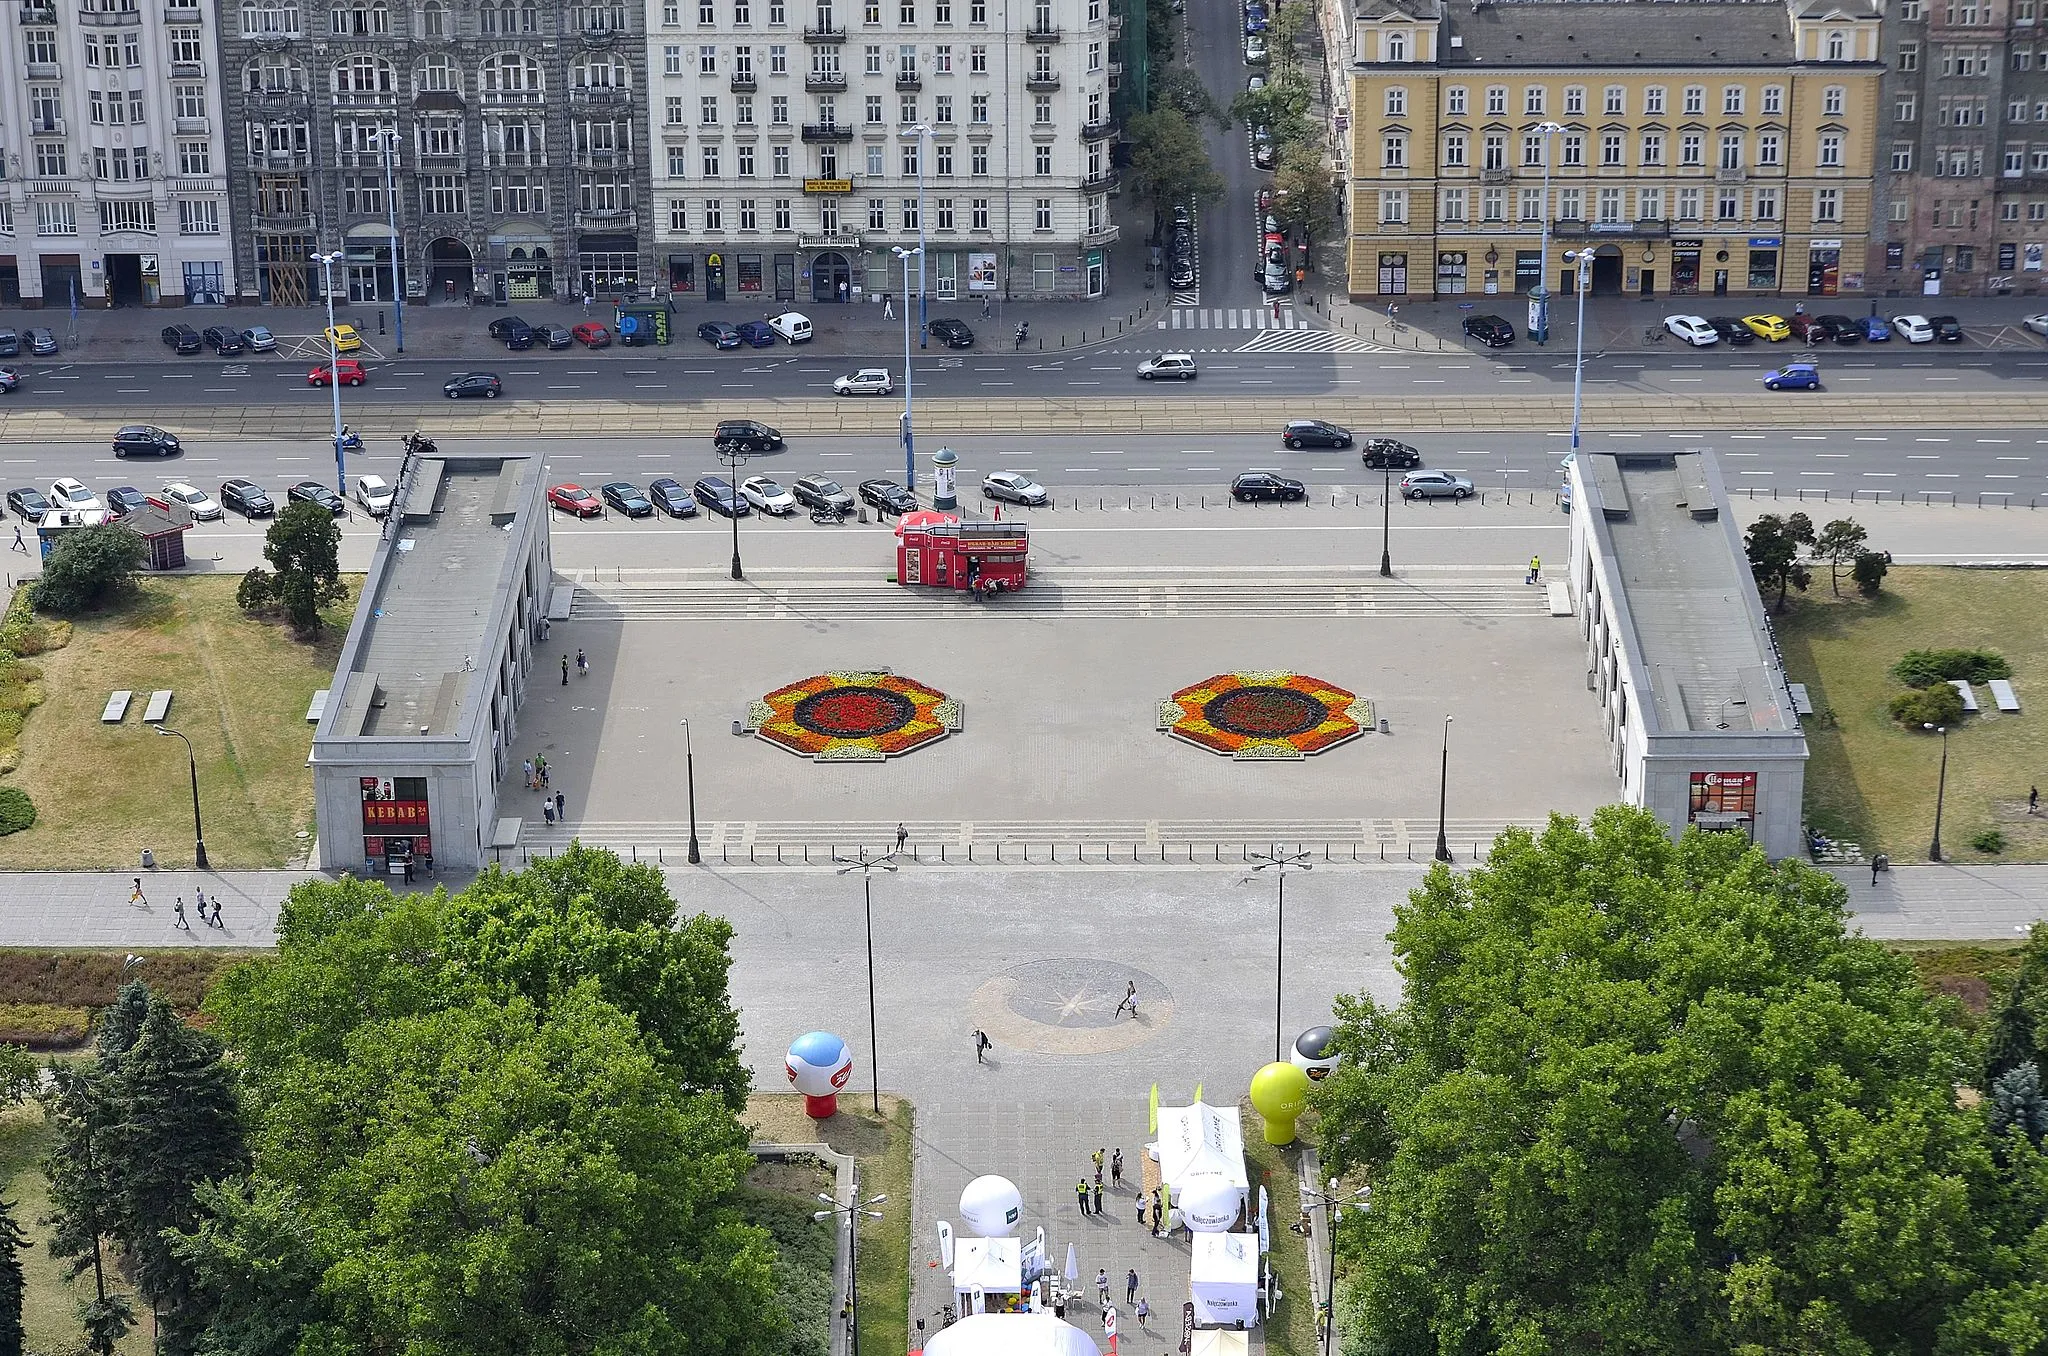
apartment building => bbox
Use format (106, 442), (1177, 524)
(1870, 0), (2048, 297)
(219, 0), (653, 307)
(1344, 0), (1883, 302)
(646, 0), (1121, 307)
(0, 0), (235, 307)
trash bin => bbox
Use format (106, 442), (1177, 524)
(732, 719), (745, 737)
(140, 847), (155, 869)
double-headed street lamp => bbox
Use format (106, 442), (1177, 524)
(1528, 121), (1563, 345)
(814, 1175), (888, 1356)
(312, 250), (348, 493)
(835, 846), (898, 1114)
(677, 718), (702, 864)
(1434, 715), (1454, 863)
(370, 127), (406, 354)
(1249, 843), (1313, 1063)
(715, 443), (751, 580)
(892, 244), (923, 487)
(905, 122), (932, 348)
(1561, 248), (1596, 455)
(1924, 722), (1951, 861)
(155, 725), (208, 869)
(1304, 1177), (1372, 1356)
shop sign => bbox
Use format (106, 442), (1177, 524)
(1748, 237), (1782, 248)
(2027, 242), (2044, 271)
(1671, 239), (1703, 250)
(803, 178), (852, 194)
(363, 799), (430, 828)
(1809, 239), (1842, 250)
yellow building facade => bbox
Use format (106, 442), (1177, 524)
(1344, 0), (1884, 304)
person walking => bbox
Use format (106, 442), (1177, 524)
(980, 296), (992, 319)
(1095, 1269), (1110, 1308)
(173, 896), (190, 930)
(10, 525), (23, 552)
(536, 755), (549, 788)
(523, 758), (535, 790)
(1136, 1193), (1148, 1230)
(562, 655), (570, 686)
(1871, 852), (1889, 886)
(896, 822), (909, 852)
(1113, 981), (1138, 1018)
(1150, 1188), (1163, 1236)
(1527, 554), (1542, 585)
(1092, 1148), (1105, 1176)
(195, 889), (211, 927)
(544, 801), (556, 826)
(1135, 1297), (1151, 1326)
(2031, 785), (2040, 815)
(130, 878), (147, 907)
(1076, 1180), (1091, 1215)
(1125, 1269), (1138, 1305)
(576, 648), (588, 676)
(402, 855), (415, 883)
(1111, 1148), (1124, 1187)
(972, 1028), (991, 1063)
(884, 294), (896, 320)
(209, 897), (223, 928)
(992, 503), (1001, 522)
(555, 791), (566, 820)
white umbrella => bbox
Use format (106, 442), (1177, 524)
(1064, 1242), (1078, 1282)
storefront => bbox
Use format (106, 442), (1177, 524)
(1671, 239), (1702, 296)
(576, 233), (638, 300)
(1806, 239), (1841, 296)
(360, 776), (432, 876)
(1376, 250), (1408, 295)
(1747, 237), (1780, 293)
(667, 254), (696, 296)
(1514, 249), (1542, 294)
(500, 241), (554, 301)
(1435, 250), (1467, 295)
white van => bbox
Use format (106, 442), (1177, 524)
(768, 311), (813, 344)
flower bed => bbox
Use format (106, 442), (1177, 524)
(753, 670), (961, 761)
(1159, 671), (1372, 760)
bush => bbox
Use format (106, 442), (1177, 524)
(1889, 683), (1967, 728)
(1893, 648), (2012, 686)
(236, 566), (277, 613)
(0, 785), (32, 835)
(0, 948), (236, 1014)
(1973, 829), (2009, 855)
(0, 1002), (91, 1049)
(1852, 550), (1889, 596)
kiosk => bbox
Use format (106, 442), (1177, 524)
(896, 514), (1029, 596)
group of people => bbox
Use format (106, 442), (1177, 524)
(1062, 1148), (1154, 1332)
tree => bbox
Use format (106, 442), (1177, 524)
(0, 1198), (31, 1356)
(1313, 807), (2018, 1356)
(1989, 1063), (2048, 1148)
(0, 1046), (36, 1108)
(1271, 145), (1339, 245)
(1985, 979), (2039, 1087)
(1229, 79), (1313, 148)
(1154, 65), (1227, 130)
(40, 1066), (133, 1356)
(1143, 0), (1175, 76)
(259, 502), (346, 636)
(1743, 511), (1814, 612)
(1124, 106), (1225, 224)
(1853, 548), (1890, 596)
(1811, 517), (1869, 596)
(32, 525), (147, 616)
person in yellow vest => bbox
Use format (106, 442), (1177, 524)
(1527, 554), (1542, 585)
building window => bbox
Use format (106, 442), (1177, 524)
(1439, 188), (1465, 222)
(1899, 41), (1919, 71)
(178, 140), (211, 174)
(1757, 132), (1780, 166)
(1032, 93), (1051, 123)
(1754, 187), (1778, 220)
(971, 196), (988, 228)
(1683, 85), (1704, 115)
(971, 143), (987, 174)
(1384, 30), (1404, 60)
(866, 144), (883, 174)
(1442, 133), (1466, 167)
(1380, 188), (1407, 223)
(737, 144), (756, 175)
(1719, 133), (1742, 169)
(1523, 86), (1544, 116)
(773, 144), (790, 175)
(1818, 133), (1842, 168)
(1483, 134), (1505, 171)
(1034, 143), (1051, 174)
(34, 142), (67, 177)
(1680, 133), (1703, 167)
(1892, 143), (1914, 171)
(970, 43), (987, 71)
(2007, 143), (2027, 175)
(1562, 85), (1584, 116)
(936, 143), (952, 174)
(1643, 86), (1664, 116)
(37, 201), (79, 237)
(738, 198), (757, 229)
(1481, 187), (1503, 221)
(420, 175), (465, 213)
(1560, 132), (1583, 167)
(177, 199), (221, 234)
(1640, 132), (1663, 165)
(1636, 187), (1662, 220)
(1383, 134), (1406, 168)
(1485, 86), (1506, 116)
(1825, 30), (1846, 60)
(1517, 187), (1540, 221)
(935, 197), (952, 228)
(1677, 187), (1701, 221)
(1446, 86), (1466, 116)
(1598, 187), (1622, 222)
(1896, 95), (1917, 121)
(667, 145), (689, 177)
(1814, 187), (1839, 222)
(1762, 85), (1783, 116)
(971, 93), (988, 122)
(1717, 188), (1740, 220)
(1385, 87), (1405, 116)
(1821, 86), (1843, 117)
(666, 96), (685, 124)
(1557, 187), (1581, 220)
(1034, 196), (1051, 229)
(703, 145), (720, 176)
(1600, 132), (1622, 167)
(1722, 85), (1744, 116)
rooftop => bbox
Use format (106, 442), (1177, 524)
(1448, 1), (1796, 68)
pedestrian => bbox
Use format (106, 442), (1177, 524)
(972, 1028), (991, 1062)
(10, 524), (23, 552)
(992, 503), (1001, 522)
(1136, 1193), (1148, 1229)
(1872, 851), (1889, 886)
(1111, 1148), (1124, 1187)
(576, 648), (588, 676)
(896, 822), (909, 852)
(2031, 785), (2040, 814)
(838, 279), (849, 303)
(1135, 1297), (1150, 1326)
(130, 877), (146, 907)
(1113, 980), (1138, 1018)
(1076, 1180), (1091, 1215)
(544, 801), (556, 826)
(555, 791), (566, 820)
(1271, 299), (1281, 321)
(1527, 554), (1542, 585)
(403, 855), (415, 883)
(884, 294), (896, 319)
(1150, 1188), (1163, 1236)
(1092, 1148), (1105, 1175)
(980, 295), (991, 319)
(523, 758), (535, 789)
(562, 655), (570, 685)
(1095, 1269), (1110, 1307)
(536, 754), (549, 786)
(209, 897), (223, 928)
(195, 888), (210, 926)
(1126, 1269), (1138, 1305)
(173, 896), (189, 930)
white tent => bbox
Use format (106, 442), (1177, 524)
(953, 1236), (1023, 1306)
(1155, 1101), (1249, 1192)
(1188, 1232), (1260, 1327)
(923, 1312), (1101, 1356)
(1191, 1331), (1250, 1356)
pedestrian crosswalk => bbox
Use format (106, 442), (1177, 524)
(1158, 307), (1311, 331)
(1233, 328), (1387, 354)
(1170, 288), (1201, 306)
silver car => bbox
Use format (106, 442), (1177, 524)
(1399, 470), (1474, 500)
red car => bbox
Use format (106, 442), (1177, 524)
(547, 483), (601, 517)
(571, 322), (613, 349)
(308, 358), (367, 387)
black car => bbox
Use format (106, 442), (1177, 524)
(6, 488), (50, 522)
(693, 475), (750, 517)
(601, 481), (654, 517)
(1167, 256), (1197, 287)
(219, 478), (275, 517)
(1462, 314), (1515, 347)
(1230, 471), (1305, 502)
(1814, 314), (1862, 344)
(444, 372), (503, 398)
(488, 315), (535, 349)
(698, 321), (743, 349)
(202, 325), (246, 356)
(793, 475), (855, 514)
(647, 477), (699, 517)
(1706, 316), (1757, 346)
(1281, 419), (1352, 450)
(161, 324), (202, 354)
(714, 419), (785, 453)
(1930, 314), (1965, 342)
(534, 323), (575, 350)
(287, 480), (347, 515)
(0, 330), (18, 358)
(858, 478), (919, 515)
(113, 425), (182, 457)
(927, 318), (975, 348)
(106, 486), (148, 518)
(1360, 437), (1423, 470)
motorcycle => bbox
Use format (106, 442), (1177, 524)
(403, 431), (439, 457)
(336, 427), (364, 452)
(810, 503), (849, 525)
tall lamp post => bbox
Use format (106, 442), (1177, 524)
(1303, 1178), (1372, 1356)
(1528, 121), (1563, 345)
(1377, 466), (1393, 577)
(892, 244), (923, 486)
(835, 846), (898, 1113)
(1249, 843), (1313, 1063)
(1924, 722), (1950, 861)
(312, 250), (348, 492)
(715, 444), (751, 580)
(372, 127), (405, 353)
(814, 1175), (888, 1356)
(905, 122), (932, 348)
(677, 718), (702, 864)
(155, 726), (208, 869)
(1434, 715), (1454, 863)
(1561, 248), (1594, 455)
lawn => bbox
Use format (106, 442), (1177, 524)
(1772, 568), (2048, 863)
(0, 576), (355, 870)
(1240, 1103), (1318, 1356)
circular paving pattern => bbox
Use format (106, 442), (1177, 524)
(1159, 671), (1373, 760)
(967, 959), (1173, 1056)
(750, 670), (962, 761)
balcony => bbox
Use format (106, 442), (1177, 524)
(1082, 170), (1118, 193)
(19, 3), (56, 21)
(576, 209), (636, 228)
(731, 71), (757, 90)
(249, 86), (310, 110)
(1716, 166), (1746, 183)
(30, 181), (77, 195)
(805, 71), (847, 90)
(254, 211), (315, 231)
(578, 25), (618, 46)
(1081, 117), (1116, 140)
(569, 85), (630, 104)
(170, 59), (204, 77)
(1551, 216), (1586, 235)
(1025, 23), (1059, 40)
(1025, 72), (1059, 91)
(1480, 167), (1509, 184)
(31, 118), (66, 136)
(174, 116), (209, 134)
(802, 22), (844, 40)
(80, 6), (143, 24)
(1082, 222), (1119, 245)
(894, 71), (921, 90)
(802, 121), (855, 142)
(798, 229), (862, 249)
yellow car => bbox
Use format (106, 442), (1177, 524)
(1740, 313), (1791, 342)
(325, 323), (363, 353)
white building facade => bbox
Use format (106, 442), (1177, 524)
(0, 0), (235, 307)
(645, 0), (1120, 308)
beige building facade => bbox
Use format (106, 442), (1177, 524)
(1344, 0), (1884, 304)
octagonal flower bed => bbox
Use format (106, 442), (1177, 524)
(751, 670), (962, 761)
(1158, 671), (1372, 760)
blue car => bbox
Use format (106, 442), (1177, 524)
(1861, 314), (1891, 342)
(1243, 1), (1267, 29)
(1763, 363), (1821, 391)
(736, 320), (776, 347)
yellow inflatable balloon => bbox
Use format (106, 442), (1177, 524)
(1249, 1061), (1312, 1145)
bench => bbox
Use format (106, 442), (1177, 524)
(141, 690), (173, 723)
(1788, 683), (1815, 717)
(101, 691), (132, 724)
(1989, 678), (2021, 713)
(305, 689), (329, 724)
(1950, 679), (1980, 713)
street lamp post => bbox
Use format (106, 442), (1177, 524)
(835, 846), (898, 1113)
(1303, 1178), (1372, 1356)
(814, 1175), (888, 1356)
(1562, 248), (1594, 455)
(892, 244), (923, 486)
(312, 250), (348, 493)
(1434, 715), (1454, 863)
(1249, 844), (1313, 1063)
(1529, 121), (1562, 345)
(1378, 466), (1393, 577)
(907, 122), (932, 349)
(677, 718), (701, 864)
(715, 444), (750, 580)
(374, 128), (405, 354)
(1924, 722), (1950, 861)
(154, 726), (208, 869)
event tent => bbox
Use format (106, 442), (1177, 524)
(923, 1312), (1101, 1356)
(1188, 1232), (1260, 1326)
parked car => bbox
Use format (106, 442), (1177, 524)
(0, 330), (17, 358)
(113, 425), (181, 457)
(161, 324), (202, 354)
(768, 311), (814, 343)
(600, 481), (654, 517)
(1762, 363), (1822, 391)
(693, 475), (751, 517)
(1167, 254), (1198, 288)
(1138, 352), (1198, 380)
(740, 475), (798, 515)
(1930, 314), (1965, 342)
(6, 489), (50, 522)
(25, 329), (58, 356)
(1740, 313), (1791, 342)
(1787, 313), (1828, 342)
(857, 478), (919, 515)
(443, 372), (503, 398)
(714, 419), (786, 453)
(982, 471), (1049, 505)
(1252, 126), (1275, 169)
(1462, 314), (1515, 347)
(1243, 1), (1268, 30)
(1230, 471), (1304, 502)
(325, 323), (363, 353)
(647, 477), (699, 517)
(1815, 314), (1862, 344)
(534, 323), (575, 350)
(1664, 314), (1719, 346)
(1243, 31), (1267, 63)
(1861, 314), (1892, 341)
(288, 480), (347, 515)
(159, 482), (220, 520)
(1281, 419), (1352, 450)
(736, 320), (777, 347)
(309, 358), (367, 386)
(2024, 313), (2048, 337)
(202, 325), (246, 356)
(927, 317), (975, 348)
(0, 367), (17, 395)
(488, 315), (534, 347)
(1400, 470), (1474, 500)
(353, 474), (394, 516)
(1360, 437), (1423, 470)
(105, 487), (149, 518)
(697, 321), (743, 349)
(1706, 316), (1756, 346)
(834, 367), (895, 395)
(240, 325), (278, 352)
(571, 321), (613, 348)
(547, 483), (603, 517)
(793, 475), (855, 515)
(1893, 313), (1934, 343)
(219, 478), (275, 517)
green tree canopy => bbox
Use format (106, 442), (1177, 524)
(1124, 106), (1225, 223)
(1811, 517), (1870, 597)
(1314, 807), (2039, 1356)
(261, 501), (347, 635)
(32, 525), (147, 616)
(1743, 511), (1814, 613)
